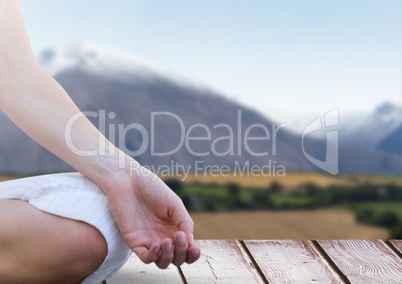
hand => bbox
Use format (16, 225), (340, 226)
(102, 163), (200, 268)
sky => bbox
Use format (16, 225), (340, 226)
(20, 0), (401, 126)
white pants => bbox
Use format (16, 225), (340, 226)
(0, 172), (131, 284)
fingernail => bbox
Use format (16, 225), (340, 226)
(178, 233), (186, 246)
(190, 234), (194, 244)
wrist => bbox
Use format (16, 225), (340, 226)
(90, 152), (138, 194)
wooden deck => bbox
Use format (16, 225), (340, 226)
(107, 240), (402, 284)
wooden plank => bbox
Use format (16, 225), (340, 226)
(244, 240), (344, 284)
(180, 240), (265, 283)
(390, 239), (402, 256)
(107, 253), (183, 284)
(318, 240), (402, 283)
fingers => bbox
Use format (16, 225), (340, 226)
(133, 233), (201, 268)
(172, 231), (189, 266)
(132, 243), (161, 264)
(186, 245), (201, 264)
(155, 238), (174, 269)
(171, 232), (201, 266)
(157, 232), (201, 267)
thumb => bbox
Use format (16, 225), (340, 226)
(171, 192), (195, 245)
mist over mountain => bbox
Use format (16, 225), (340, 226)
(375, 103), (402, 156)
(1, 41), (402, 174)
(338, 102), (402, 150)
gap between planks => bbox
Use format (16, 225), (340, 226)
(244, 240), (345, 283)
(312, 240), (351, 284)
(180, 240), (266, 283)
(388, 239), (402, 259)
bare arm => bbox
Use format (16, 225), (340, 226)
(0, 0), (200, 267)
(0, 0), (117, 184)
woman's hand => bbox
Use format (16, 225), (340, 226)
(101, 162), (200, 268)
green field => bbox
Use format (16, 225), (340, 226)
(350, 202), (402, 219)
(169, 175), (402, 238)
(2, 172), (402, 238)
(269, 194), (312, 206)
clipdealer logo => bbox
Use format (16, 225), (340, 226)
(302, 108), (339, 175)
(64, 109), (286, 157)
(64, 108), (339, 175)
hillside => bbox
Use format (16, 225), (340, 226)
(1, 41), (402, 174)
(339, 103), (402, 150)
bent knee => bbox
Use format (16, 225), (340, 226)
(0, 200), (107, 283)
(63, 221), (108, 278)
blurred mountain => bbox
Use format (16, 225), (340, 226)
(339, 102), (402, 150)
(378, 124), (402, 156)
(1, 41), (402, 174)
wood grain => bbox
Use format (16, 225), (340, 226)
(390, 239), (402, 256)
(244, 240), (344, 284)
(107, 253), (183, 284)
(318, 240), (402, 283)
(180, 240), (265, 283)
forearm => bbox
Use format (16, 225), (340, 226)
(0, 62), (132, 186)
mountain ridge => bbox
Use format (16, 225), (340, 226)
(1, 41), (402, 174)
